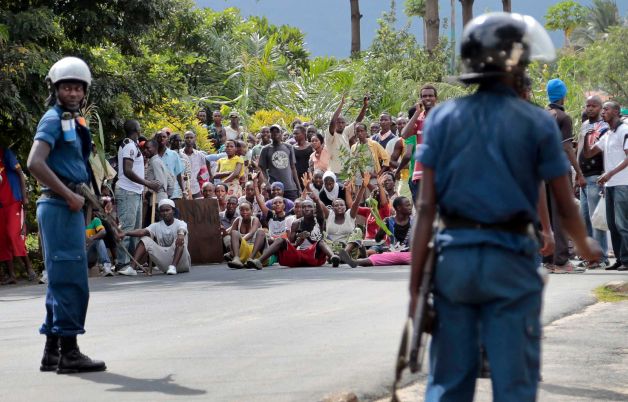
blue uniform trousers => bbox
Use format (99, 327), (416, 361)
(37, 200), (89, 336)
(425, 245), (543, 402)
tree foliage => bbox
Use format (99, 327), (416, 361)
(544, 0), (588, 45)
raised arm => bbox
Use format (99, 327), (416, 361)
(253, 176), (270, 216)
(309, 189), (329, 219)
(354, 95), (369, 124)
(376, 174), (388, 206)
(328, 95), (346, 135)
(349, 172), (370, 219)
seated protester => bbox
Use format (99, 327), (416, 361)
(239, 181), (262, 218)
(215, 139), (245, 198)
(285, 198), (304, 237)
(307, 169), (324, 193)
(264, 181), (295, 213)
(253, 174), (290, 241)
(215, 183), (228, 212)
(247, 199), (339, 269)
(310, 172), (369, 253)
(339, 196), (413, 267)
(99, 191), (118, 264)
(201, 181), (216, 199)
(220, 196), (239, 253)
(319, 171), (346, 207)
(118, 199), (190, 276)
(85, 216), (113, 277)
(346, 175), (391, 256)
(226, 201), (263, 268)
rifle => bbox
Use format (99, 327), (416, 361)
(391, 235), (436, 402)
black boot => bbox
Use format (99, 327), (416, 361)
(40, 335), (60, 372)
(57, 336), (106, 374)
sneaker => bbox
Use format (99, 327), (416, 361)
(102, 263), (114, 277)
(117, 266), (138, 276)
(39, 270), (48, 284)
(587, 261), (609, 270)
(575, 260), (588, 268)
(542, 263), (556, 274)
(606, 261), (621, 271)
(330, 255), (341, 268)
(166, 265), (177, 275)
(553, 262), (583, 274)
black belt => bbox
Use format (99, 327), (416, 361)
(40, 181), (80, 200)
(442, 215), (532, 235)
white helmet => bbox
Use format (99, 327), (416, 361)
(46, 57), (92, 87)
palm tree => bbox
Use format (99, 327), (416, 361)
(350, 0), (362, 56)
(425, 0), (440, 52)
(572, 0), (624, 46)
(502, 0), (512, 12)
(404, 0), (426, 47)
(459, 0), (475, 27)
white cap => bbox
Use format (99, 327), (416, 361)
(158, 199), (175, 209)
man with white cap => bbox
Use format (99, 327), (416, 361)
(118, 198), (190, 275)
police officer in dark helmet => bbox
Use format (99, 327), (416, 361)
(27, 57), (106, 374)
(408, 13), (601, 401)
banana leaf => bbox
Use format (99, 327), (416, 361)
(366, 197), (392, 236)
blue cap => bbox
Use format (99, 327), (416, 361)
(546, 78), (567, 103)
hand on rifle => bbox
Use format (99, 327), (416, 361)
(66, 193), (85, 212)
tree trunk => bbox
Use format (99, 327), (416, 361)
(502, 0), (512, 12)
(425, 0), (440, 52)
(450, 0), (456, 73)
(350, 0), (362, 56)
(459, 0), (474, 27)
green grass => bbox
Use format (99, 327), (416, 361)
(594, 286), (628, 302)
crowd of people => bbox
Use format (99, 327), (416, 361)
(2, 83), (628, 284)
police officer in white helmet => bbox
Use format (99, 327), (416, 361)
(27, 57), (106, 374)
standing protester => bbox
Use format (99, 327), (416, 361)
(209, 110), (225, 149)
(0, 146), (36, 284)
(258, 124), (301, 200)
(179, 131), (210, 199)
(350, 123), (390, 187)
(225, 111), (242, 141)
(155, 131), (185, 200)
(292, 124), (313, 188)
(327, 95), (369, 175)
(27, 57), (106, 373)
(583, 101), (628, 271)
(576, 96), (610, 269)
(116, 120), (159, 275)
(546, 78), (587, 273)
(251, 126), (271, 163)
(371, 113), (397, 149)
(215, 139), (245, 198)
(309, 132), (329, 172)
(409, 14), (600, 402)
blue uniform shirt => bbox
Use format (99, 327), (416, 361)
(1, 148), (23, 201)
(34, 106), (91, 186)
(417, 84), (570, 254)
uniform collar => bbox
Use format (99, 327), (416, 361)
(477, 82), (518, 98)
(548, 103), (565, 111)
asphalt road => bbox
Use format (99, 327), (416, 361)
(0, 265), (626, 402)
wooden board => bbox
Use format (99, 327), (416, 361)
(175, 198), (222, 264)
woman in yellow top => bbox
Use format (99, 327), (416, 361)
(215, 139), (244, 198)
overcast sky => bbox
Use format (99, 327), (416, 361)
(198, 1), (627, 58)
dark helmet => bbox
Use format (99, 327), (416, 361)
(459, 12), (555, 83)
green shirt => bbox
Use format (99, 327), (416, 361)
(404, 135), (417, 174)
(85, 217), (104, 238)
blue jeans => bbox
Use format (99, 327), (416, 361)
(87, 239), (111, 266)
(605, 185), (628, 265)
(426, 245), (542, 402)
(115, 187), (142, 265)
(580, 175), (608, 262)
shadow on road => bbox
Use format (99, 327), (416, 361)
(540, 383), (628, 401)
(75, 371), (206, 396)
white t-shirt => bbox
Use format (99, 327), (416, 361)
(225, 126), (241, 141)
(179, 149), (206, 195)
(146, 219), (188, 247)
(116, 139), (144, 194)
(595, 123), (628, 187)
(326, 122), (356, 174)
(385, 136), (400, 159)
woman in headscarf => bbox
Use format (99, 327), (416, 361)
(319, 171), (345, 207)
(264, 181), (295, 213)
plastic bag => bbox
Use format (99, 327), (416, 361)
(591, 197), (608, 231)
